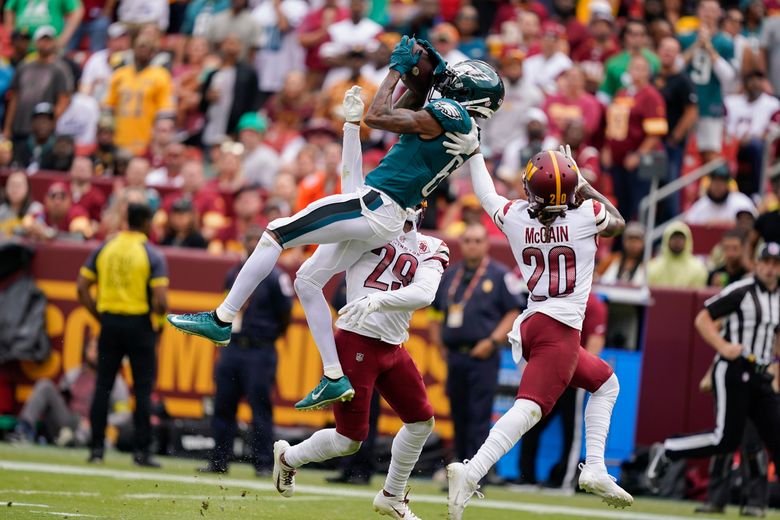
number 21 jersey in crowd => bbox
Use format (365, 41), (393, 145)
(494, 198), (609, 330)
(336, 231), (450, 345)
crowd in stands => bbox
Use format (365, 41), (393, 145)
(1, 0), (780, 290)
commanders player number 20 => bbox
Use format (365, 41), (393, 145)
(522, 246), (576, 302)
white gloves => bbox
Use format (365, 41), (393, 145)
(559, 143), (588, 191)
(338, 294), (380, 329)
(343, 85), (364, 123)
(443, 117), (480, 157)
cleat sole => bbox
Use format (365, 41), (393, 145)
(294, 389), (356, 411)
(578, 482), (633, 509)
(167, 319), (230, 346)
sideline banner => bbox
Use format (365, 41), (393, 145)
(5, 241), (454, 439)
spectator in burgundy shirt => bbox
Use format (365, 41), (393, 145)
(25, 181), (91, 240)
(209, 185), (266, 255)
(69, 156), (106, 223)
(543, 66), (602, 142)
(158, 160), (227, 240)
(297, 0), (348, 89)
(604, 55), (668, 220)
(550, 0), (588, 58)
(571, 7), (619, 94)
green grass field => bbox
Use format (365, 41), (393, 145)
(0, 444), (777, 520)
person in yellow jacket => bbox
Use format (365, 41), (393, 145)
(647, 220), (708, 288)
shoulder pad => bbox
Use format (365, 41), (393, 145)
(419, 234), (450, 269)
(424, 98), (471, 133)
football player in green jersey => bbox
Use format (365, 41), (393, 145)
(168, 36), (504, 411)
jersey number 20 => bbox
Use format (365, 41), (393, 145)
(364, 244), (418, 291)
(522, 246), (576, 301)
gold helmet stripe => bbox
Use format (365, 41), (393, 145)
(547, 150), (562, 206)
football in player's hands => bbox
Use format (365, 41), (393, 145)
(400, 42), (436, 97)
(343, 85), (364, 123)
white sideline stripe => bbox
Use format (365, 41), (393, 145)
(123, 493), (342, 502)
(2, 501), (51, 508)
(0, 460), (716, 520)
(29, 512), (99, 517)
(0, 489), (99, 497)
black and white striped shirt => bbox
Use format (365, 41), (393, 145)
(705, 277), (780, 365)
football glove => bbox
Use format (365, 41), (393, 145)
(559, 143), (588, 191)
(389, 35), (422, 75)
(415, 38), (448, 76)
(343, 85), (364, 123)
(443, 118), (480, 156)
(338, 295), (381, 329)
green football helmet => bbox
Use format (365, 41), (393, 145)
(434, 60), (505, 119)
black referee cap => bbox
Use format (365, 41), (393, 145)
(758, 242), (780, 261)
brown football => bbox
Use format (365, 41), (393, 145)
(401, 43), (436, 97)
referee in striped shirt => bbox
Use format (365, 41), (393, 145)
(647, 243), (780, 494)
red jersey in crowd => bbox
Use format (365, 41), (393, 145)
(161, 190), (225, 216)
(297, 5), (349, 72)
(71, 185), (107, 222)
(606, 84), (668, 166)
(208, 215), (268, 255)
(44, 205), (90, 233)
(543, 92), (603, 141)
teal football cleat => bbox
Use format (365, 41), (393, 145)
(294, 375), (355, 410)
(167, 312), (231, 346)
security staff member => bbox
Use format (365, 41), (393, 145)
(519, 292), (608, 488)
(647, 242), (780, 493)
(430, 223), (526, 463)
(77, 202), (168, 467)
(199, 225), (293, 476)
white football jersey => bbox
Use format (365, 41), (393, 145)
(336, 231), (449, 344)
(495, 198), (608, 330)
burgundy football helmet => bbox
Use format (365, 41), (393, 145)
(523, 150), (579, 221)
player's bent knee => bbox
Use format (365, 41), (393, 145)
(259, 229), (284, 250)
(293, 273), (323, 299)
(594, 373), (619, 398)
(334, 431), (362, 455)
(405, 417), (435, 437)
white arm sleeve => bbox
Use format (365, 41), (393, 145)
(341, 122), (364, 194)
(468, 153), (510, 227)
(370, 260), (444, 312)
(713, 55), (736, 89)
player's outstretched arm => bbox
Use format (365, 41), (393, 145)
(560, 144), (625, 237)
(576, 181), (625, 237)
(465, 151), (510, 226)
(341, 85), (365, 194)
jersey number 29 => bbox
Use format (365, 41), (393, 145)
(364, 244), (419, 291)
(522, 246), (576, 301)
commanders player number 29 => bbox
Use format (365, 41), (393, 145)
(522, 246), (576, 301)
(364, 244), (418, 291)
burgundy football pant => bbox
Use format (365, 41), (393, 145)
(517, 313), (614, 416)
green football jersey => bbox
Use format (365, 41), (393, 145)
(678, 31), (734, 118)
(365, 98), (472, 208)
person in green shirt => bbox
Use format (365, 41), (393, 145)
(678, 0), (735, 164)
(3, 0), (84, 50)
(598, 19), (660, 102)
